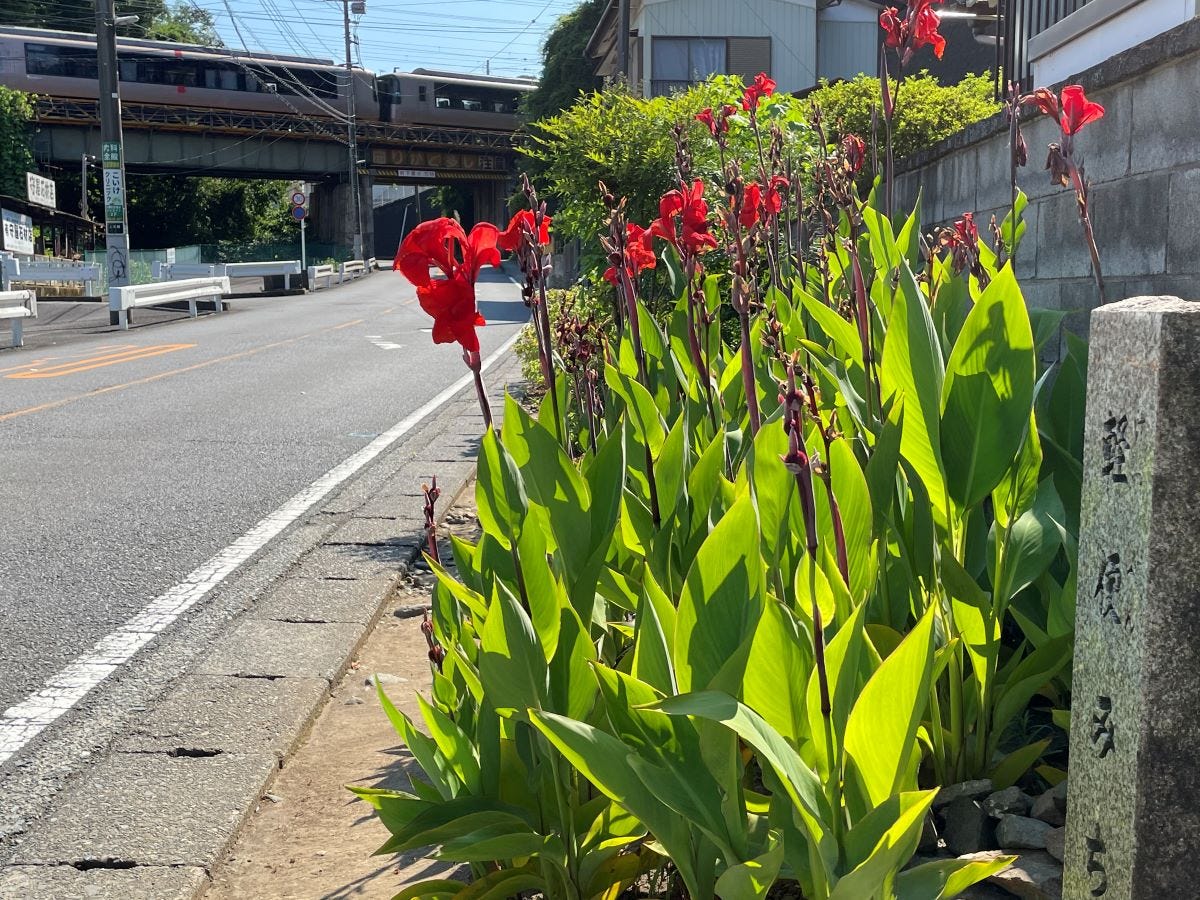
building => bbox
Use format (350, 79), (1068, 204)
(585, 0), (884, 96)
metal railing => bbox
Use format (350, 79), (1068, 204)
(999, 0), (1095, 90)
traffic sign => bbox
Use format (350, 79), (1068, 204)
(291, 205), (307, 221)
(290, 190), (306, 206)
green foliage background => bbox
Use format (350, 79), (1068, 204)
(520, 0), (605, 123)
(0, 87), (35, 199)
(808, 71), (1001, 161)
(521, 78), (812, 251)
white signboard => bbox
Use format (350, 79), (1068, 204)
(103, 169), (125, 219)
(2, 209), (35, 255)
(26, 172), (56, 209)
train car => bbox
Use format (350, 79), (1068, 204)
(0, 25), (378, 120)
(377, 69), (535, 130)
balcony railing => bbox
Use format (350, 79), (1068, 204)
(999, 0), (1096, 89)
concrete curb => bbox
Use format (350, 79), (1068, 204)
(0, 351), (523, 900)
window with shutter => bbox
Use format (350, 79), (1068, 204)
(726, 37), (772, 81)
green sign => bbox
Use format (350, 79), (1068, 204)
(102, 141), (121, 167)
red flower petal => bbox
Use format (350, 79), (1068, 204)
(1060, 84), (1105, 135)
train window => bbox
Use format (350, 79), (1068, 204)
(25, 43), (98, 80)
(435, 96), (450, 108)
(419, 85), (427, 102)
(461, 98), (482, 111)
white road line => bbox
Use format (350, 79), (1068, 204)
(0, 331), (522, 767)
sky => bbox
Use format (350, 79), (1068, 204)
(193, 0), (584, 78)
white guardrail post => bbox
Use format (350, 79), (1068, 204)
(1, 255), (103, 296)
(109, 276), (230, 330)
(0, 290), (38, 348)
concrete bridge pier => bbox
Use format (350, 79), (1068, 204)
(311, 173), (375, 261)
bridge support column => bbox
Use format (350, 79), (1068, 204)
(472, 181), (508, 229)
(311, 173), (375, 262)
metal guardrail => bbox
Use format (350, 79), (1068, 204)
(109, 276), (229, 330)
(154, 260), (302, 290)
(307, 264), (336, 290)
(0, 255), (102, 294)
(0, 290), (38, 348)
(338, 260), (367, 283)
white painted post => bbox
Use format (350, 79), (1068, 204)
(11, 317), (22, 348)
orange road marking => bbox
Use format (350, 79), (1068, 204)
(0, 356), (60, 374)
(331, 318), (365, 331)
(0, 318), (369, 424)
(5, 344), (196, 379)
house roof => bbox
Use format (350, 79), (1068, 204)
(584, 0), (619, 62)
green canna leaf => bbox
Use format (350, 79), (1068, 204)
(880, 264), (948, 524)
(475, 428), (528, 549)
(675, 494), (765, 693)
(478, 583), (548, 715)
(894, 855), (1016, 899)
(844, 606), (936, 808)
(940, 264), (1036, 513)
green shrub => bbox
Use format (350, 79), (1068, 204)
(808, 71), (1001, 162)
(521, 77), (814, 253)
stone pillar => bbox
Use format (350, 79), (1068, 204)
(310, 176), (373, 260)
(1064, 296), (1200, 898)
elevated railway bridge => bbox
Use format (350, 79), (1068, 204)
(30, 95), (520, 258)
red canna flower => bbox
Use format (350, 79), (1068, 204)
(1021, 86), (1060, 121)
(1060, 84), (1105, 135)
(496, 209), (551, 252)
(842, 134), (867, 173)
(741, 72), (776, 112)
(739, 182), (762, 228)
(880, 6), (904, 47)
(695, 108), (717, 136)
(1022, 84), (1104, 137)
(651, 179), (719, 255)
(766, 175), (789, 215)
(394, 217), (500, 352)
(881, 0), (945, 66)
(603, 222), (657, 286)
(913, 3), (945, 58)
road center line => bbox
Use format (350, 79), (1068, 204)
(0, 330), (520, 767)
(6, 344), (196, 379)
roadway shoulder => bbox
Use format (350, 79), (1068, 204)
(0, 350), (524, 900)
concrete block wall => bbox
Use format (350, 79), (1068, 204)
(894, 17), (1200, 344)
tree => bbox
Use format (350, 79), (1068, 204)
(807, 70), (1000, 162)
(520, 0), (606, 123)
(0, 87), (35, 199)
(0, 0), (221, 45)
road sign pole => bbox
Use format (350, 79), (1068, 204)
(96, 0), (132, 306)
(300, 216), (307, 273)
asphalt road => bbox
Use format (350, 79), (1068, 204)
(0, 269), (527, 726)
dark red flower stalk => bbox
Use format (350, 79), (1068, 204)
(1022, 84), (1107, 303)
(781, 363), (830, 717)
(420, 612), (445, 671)
(422, 477), (441, 565)
(501, 179), (565, 448)
(394, 217), (500, 428)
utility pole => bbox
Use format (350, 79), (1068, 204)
(96, 0), (133, 294)
(343, 0), (365, 261)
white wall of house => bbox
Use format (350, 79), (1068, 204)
(635, 0), (818, 94)
(1030, 0), (1198, 83)
(817, 0), (880, 82)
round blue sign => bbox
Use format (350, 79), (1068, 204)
(291, 205), (306, 220)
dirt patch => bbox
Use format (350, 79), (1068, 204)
(204, 502), (480, 900)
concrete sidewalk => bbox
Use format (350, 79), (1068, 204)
(0, 350), (523, 900)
